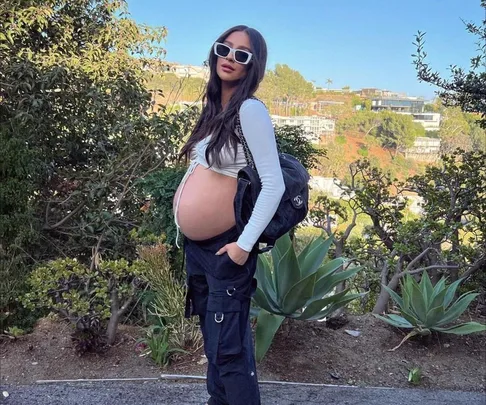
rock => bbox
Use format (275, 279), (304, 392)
(345, 330), (361, 337)
(2, 391), (9, 398)
(197, 355), (208, 365)
(329, 371), (341, 380)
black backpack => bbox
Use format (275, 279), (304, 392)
(234, 100), (310, 253)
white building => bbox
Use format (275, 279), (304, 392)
(309, 176), (346, 198)
(170, 64), (210, 81)
(402, 137), (441, 161)
(397, 112), (441, 131)
(411, 112), (441, 131)
(270, 115), (335, 144)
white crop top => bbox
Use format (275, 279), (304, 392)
(188, 134), (247, 178)
(175, 99), (285, 252)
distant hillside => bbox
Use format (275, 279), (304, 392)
(316, 131), (429, 181)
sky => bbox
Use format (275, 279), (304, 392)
(127, 0), (484, 100)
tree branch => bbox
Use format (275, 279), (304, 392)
(43, 202), (85, 230)
(405, 247), (433, 272)
(461, 254), (486, 280)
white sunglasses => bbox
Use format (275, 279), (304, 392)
(213, 42), (253, 65)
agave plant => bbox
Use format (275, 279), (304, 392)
(374, 272), (486, 351)
(253, 233), (363, 362)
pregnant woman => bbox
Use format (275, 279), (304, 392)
(173, 25), (285, 405)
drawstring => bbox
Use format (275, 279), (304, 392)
(174, 161), (198, 248)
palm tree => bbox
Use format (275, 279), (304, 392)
(326, 78), (333, 90)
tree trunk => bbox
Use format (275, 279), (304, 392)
(373, 272), (401, 314)
(106, 285), (136, 345)
(106, 313), (120, 346)
(107, 289), (120, 345)
(448, 221), (461, 282)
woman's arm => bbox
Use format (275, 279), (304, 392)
(236, 99), (285, 252)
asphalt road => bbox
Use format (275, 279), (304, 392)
(1, 381), (485, 405)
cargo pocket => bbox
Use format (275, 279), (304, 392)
(211, 252), (248, 280)
(206, 293), (243, 363)
(185, 275), (208, 318)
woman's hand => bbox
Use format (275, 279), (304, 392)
(216, 242), (250, 265)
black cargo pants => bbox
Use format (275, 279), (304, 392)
(184, 226), (261, 405)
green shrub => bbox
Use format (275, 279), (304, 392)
(374, 272), (486, 351)
(137, 243), (202, 353)
(137, 324), (187, 367)
(253, 234), (364, 361)
(358, 145), (369, 157)
(335, 135), (347, 145)
(22, 258), (147, 353)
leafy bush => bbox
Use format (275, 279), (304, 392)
(374, 272), (486, 351)
(0, 0), (196, 331)
(137, 243), (202, 353)
(138, 167), (187, 250)
(335, 135), (347, 145)
(137, 324), (187, 367)
(253, 234), (363, 361)
(22, 258), (147, 353)
(358, 145), (369, 157)
(274, 125), (327, 171)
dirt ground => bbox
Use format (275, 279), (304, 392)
(1, 314), (485, 392)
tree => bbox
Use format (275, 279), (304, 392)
(0, 0), (195, 329)
(465, 113), (486, 152)
(145, 72), (206, 105)
(326, 78), (333, 90)
(438, 108), (472, 153)
(257, 64), (314, 115)
(274, 125), (327, 171)
(336, 110), (425, 155)
(309, 191), (363, 316)
(376, 111), (425, 156)
(339, 151), (486, 314)
(413, 1), (486, 128)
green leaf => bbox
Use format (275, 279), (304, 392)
(255, 309), (285, 362)
(299, 235), (333, 278)
(255, 255), (278, 309)
(297, 235), (316, 269)
(257, 254), (274, 289)
(282, 273), (317, 314)
(373, 313), (414, 329)
(273, 234), (301, 301)
(306, 293), (363, 321)
(420, 271), (434, 308)
(430, 287), (448, 311)
(383, 285), (404, 308)
(429, 277), (447, 304)
(409, 278), (427, 321)
(314, 266), (360, 298)
(252, 288), (281, 315)
(271, 234), (292, 299)
(387, 314), (415, 328)
(437, 292), (479, 326)
(434, 322), (486, 335)
(315, 258), (346, 280)
(298, 288), (350, 319)
(443, 279), (463, 308)
(424, 305), (445, 327)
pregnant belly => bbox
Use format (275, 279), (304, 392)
(174, 165), (238, 241)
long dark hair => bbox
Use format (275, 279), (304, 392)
(179, 25), (268, 166)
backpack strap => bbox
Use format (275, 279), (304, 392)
(235, 96), (281, 172)
(235, 112), (256, 171)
